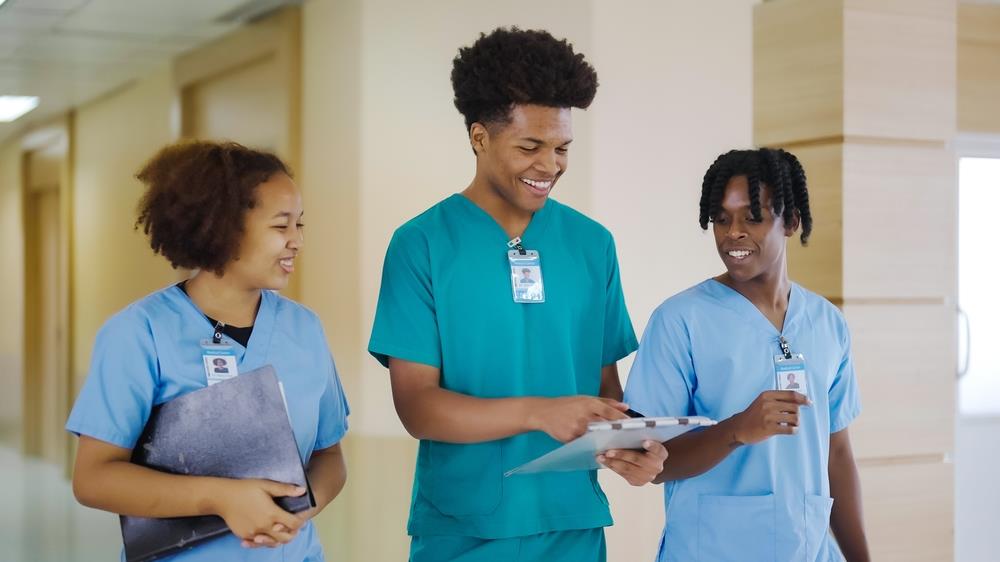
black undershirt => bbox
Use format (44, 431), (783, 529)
(178, 282), (254, 348)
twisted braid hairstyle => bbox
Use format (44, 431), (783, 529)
(451, 27), (598, 132)
(698, 148), (813, 244)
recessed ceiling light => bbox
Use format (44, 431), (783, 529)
(0, 96), (40, 122)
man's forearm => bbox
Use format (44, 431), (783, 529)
(396, 385), (540, 443)
(829, 454), (870, 562)
(654, 415), (744, 483)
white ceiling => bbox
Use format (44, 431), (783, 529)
(0, 0), (293, 143)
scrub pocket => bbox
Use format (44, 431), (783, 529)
(426, 441), (503, 517)
(698, 493), (776, 562)
(804, 495), (835, 561)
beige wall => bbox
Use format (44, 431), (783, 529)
(0, 139), (24, 439)
(71, 65), (180, 393)
(590, 1), (756, 557)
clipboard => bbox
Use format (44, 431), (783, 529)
(505, 416), (716, 476)
(121, 365), (315, 562)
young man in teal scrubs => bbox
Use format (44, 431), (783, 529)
(369, 28), (669, 561)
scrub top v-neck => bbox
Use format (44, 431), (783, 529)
(625, 279), (861, 562)
(67, 285), (350, 562)
(369, 194), (638, 539)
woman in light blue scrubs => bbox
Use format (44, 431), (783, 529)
(66, 141), (349, 561)
(622, 148), (870, 562)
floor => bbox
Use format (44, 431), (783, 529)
(0, 445), (120, 562)
(954, 415), (1000, 562)
(0, 417), (997, 562)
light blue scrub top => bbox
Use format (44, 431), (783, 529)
(624, 280), (861, 562)
(66, 285), (350, 562)
(369, 195), (638, 540)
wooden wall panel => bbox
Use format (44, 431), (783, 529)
(842, 142), (957, 300)
(843, 1), (956, 141)
(787, 143), (843, 301)
(844, 303), (955, 460)
(958, 4), (1000, 133)
(754, 0), (843, 147)
(859, 460), (954, 562)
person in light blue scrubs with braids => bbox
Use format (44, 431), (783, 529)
(66, 141), (349, 561)
(625, 148), (871, 562)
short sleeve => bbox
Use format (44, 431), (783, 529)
(623, 304), (697, 418)
(65, 307), (159, 450)
(314, 348), (350, 450)
(601, 235), (639, 365)
(368, 225), (441, 369)
(829, 318), (862, 433)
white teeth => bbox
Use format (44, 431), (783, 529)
(728, 250), (751, 258)
(279, 259), (293, 267)
(521, 178), (552, 190)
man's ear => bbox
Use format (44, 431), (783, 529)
(784, 208), (801, 238)
(470, 122), (489, 156)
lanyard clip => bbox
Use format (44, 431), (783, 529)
(212, 321), (225, 345)
(507, 236), (526, 255)
(778, 336), (792, 360)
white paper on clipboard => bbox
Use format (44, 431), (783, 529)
(504, 416), (716, 477)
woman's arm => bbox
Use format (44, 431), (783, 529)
(73, 435), (307, 546)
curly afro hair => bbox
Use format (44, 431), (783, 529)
(451, 27), (598, 132)
(134, 141), (291, 273)
(698, 148), (813, 245)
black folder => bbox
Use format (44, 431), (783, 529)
(121, 365), (315, 562)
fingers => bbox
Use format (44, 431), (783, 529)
(766, 390), (811, 405)
(772, 412), (799, 426)
(599, 398), (631, 411)
(598, 452), (662, 486)
(273, 509), (305, 533)
(263, 526), (298, 544)
(243, 518), (301, 547)
(775, 424), (798, 435)
(263, 481), (307, 499)
(241, 535), (275, 549)
(594, 402), (629, 421)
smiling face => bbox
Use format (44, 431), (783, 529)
(712, 175), (798, 284)
(222, 172), (304, 291)
(472, 104), (572, 214)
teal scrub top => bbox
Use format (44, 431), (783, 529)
(369, 194), (638, 539)
(624, 280), (861, 562)
(66, 286), (350, 562)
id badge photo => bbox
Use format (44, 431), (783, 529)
(773, 353), (809, 400)
(201, 341), (239, 386)
(508, 249), (545, 303)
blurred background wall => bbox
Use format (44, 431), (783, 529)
(0, 0), (997, 560)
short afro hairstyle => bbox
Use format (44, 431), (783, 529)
(699, 148), (813, 244)
(135, 140), (291, 273)
(451, 27), (598, 132)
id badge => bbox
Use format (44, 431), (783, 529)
(201, 340), (239, 386)
(774, 353), (808, 399)
(508, 249), (545, 303)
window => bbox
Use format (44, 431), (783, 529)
(958, 154), (1000, 415)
